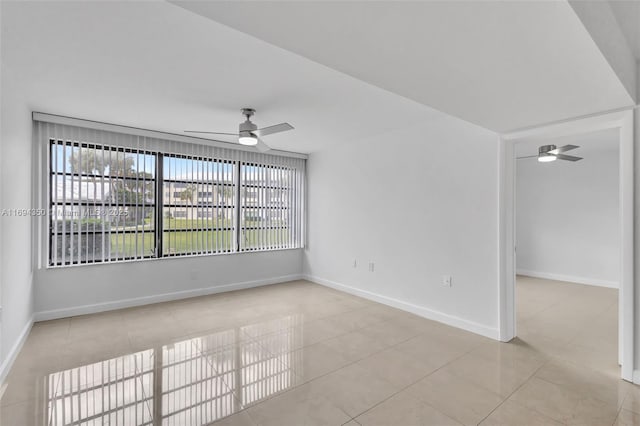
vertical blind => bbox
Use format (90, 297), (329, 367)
(33, 116), (306, 268)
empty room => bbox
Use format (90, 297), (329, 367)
(1, 1), (639, 425)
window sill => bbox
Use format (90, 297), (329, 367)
(45, 246), (303, 270)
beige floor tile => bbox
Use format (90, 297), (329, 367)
(534, 360), (628, 408)
(358, 319), (422, 346)
(0, 369), (55, 407)
(470, 339), (548, 369)
(558, 342), (621, 378)
(248, 316), (352, 354)
(355, 390), (462, 426)
(67, 310), (125, 341)
(285, 342), (353, 383)
(0, 399), (46, 426)
(622, 384), (640, 415)
(213, 411), (257, 426)
(354, 347), (438, 389)
(515, 331), (571, 359)
(509, 377), (619, 425)
(479, 400), (562, 426)
(306, 363), (400, 418)
(442, 351), (537, 398)
(212, 411), (257, 426)
(405, 369), (504, 426)
(59, 334), (133, 370)
(127, 320), (188, 352)
(385, 313), (444, 335)
(175, 310), (246, 336)
(357, 303), (408, 323)
(2, 278), (629, 426)
(394, 334), (471, 369)
(322, 308), (387, 333)
(615, 409), (640, 426)
(240, 314), (305, 339)
(321, 330), (388, 362)
(28, 318), (70, 344)
(246, 385), (351, 426)
(8, 344), (63, 378)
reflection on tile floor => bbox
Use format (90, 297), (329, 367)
(0, 278), (637, 425)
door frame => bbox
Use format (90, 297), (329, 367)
(498, 108), (635, 382)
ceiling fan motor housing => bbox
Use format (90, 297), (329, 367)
(240, 108), (258, 135)
(538, 144), (556, 155)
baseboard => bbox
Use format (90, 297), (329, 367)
(303, 274), (500, 340)
(0, 316), (34, 385)
(34, 274), (303, 322)
(516, 270), (618, 289)
(633, 370), (640, 385)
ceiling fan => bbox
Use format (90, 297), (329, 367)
(517, 144), (583, 163)
(185, 108), (294, 153)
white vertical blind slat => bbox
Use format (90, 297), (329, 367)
(34, 120), (304, 267)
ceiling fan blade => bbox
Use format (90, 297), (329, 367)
(516, 155), (538, 159)
(548, 144), (579, 155)
(184, 131), (238, 136)
(256, 137), (271, 153)
(555, 154), (582, 162)
(254, 123), (294, 137)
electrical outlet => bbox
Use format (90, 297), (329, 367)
(442, 275), (452, 287)
(369, 262), (375, 272)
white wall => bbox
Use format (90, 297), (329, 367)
(34, 250), (302, 320)
(516, 143), (619, 287)
(303, 115), (501, 338)
(0, 0), (36, 379)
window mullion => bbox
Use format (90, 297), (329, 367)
(235, 160), (242, 253)
(156, 152), (164, 258)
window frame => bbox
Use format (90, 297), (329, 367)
(47, 139), (302, 267)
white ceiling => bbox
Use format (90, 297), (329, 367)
(514, 128), (619, 160)
(172, 0), (635, 133)
(3, 1), (635, 156)
(2, 1), (447, 154)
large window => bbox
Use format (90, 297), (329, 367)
(43, 123), (304, 267)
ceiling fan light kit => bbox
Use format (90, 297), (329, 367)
(538, 154), (557, 162)
(238, 131), (258, 146)
(185, 107), (294, 152)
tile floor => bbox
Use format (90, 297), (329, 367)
(0, 276), (636, 425)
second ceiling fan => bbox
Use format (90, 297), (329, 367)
(517, 144), (583, 163)
(185, 108), (294, 152)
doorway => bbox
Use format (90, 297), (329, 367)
(514, 129), (620, 376)
(499, 109), (634, 382)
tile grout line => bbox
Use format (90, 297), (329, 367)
(345, 337), (490, 423)
(475, 359), (553, 425)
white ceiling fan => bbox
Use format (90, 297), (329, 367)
(185, 108), (294, 152)
(517, 144), (583, 163)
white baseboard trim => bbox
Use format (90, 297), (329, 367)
(303, 274), (500, 341)
(0, 316), (34, 385)
(34, 274), (303, 322)
(632, 370), (640, 385)
(516, 270), (618, 289)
